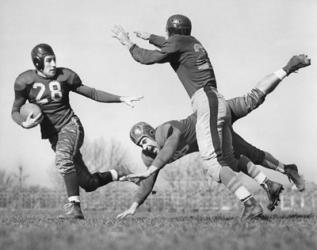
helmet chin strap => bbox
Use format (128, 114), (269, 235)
(36, 70), (47, 78)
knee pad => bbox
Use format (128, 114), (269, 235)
(56, 159), (76, 176)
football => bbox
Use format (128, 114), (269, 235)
(20, 103), (43, 123)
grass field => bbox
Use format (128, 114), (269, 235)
(0, 210), (316, 250)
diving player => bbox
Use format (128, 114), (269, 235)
(11, 43), (143, 219)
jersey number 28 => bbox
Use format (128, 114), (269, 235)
(33, 81), (62, 104)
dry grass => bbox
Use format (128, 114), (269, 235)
(0, 210), (316, 250)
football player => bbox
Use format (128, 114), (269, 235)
(11, 43), (143, 219)
(112, 15), (310, 219)
(117, 53), (309, 218)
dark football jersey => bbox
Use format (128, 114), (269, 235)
(13, 68), (82, 138)
(141, 113), (198, 167)
(130, 34), (217, 97)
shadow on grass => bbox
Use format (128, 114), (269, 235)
(266, 213), (316, 220)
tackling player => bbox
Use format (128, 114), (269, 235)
(11, 43), (143, 219)
(112, 15), (310, 219)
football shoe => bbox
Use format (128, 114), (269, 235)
(241, 197), (263, 220)
(284, 164), (305, 191)
(261, 178), (284, 211)
(58, 201), (85, 220)
(283, 54), (311, 75)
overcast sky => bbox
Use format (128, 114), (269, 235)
(0, 0), (316, 187)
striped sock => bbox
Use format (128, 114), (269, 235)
(220, 166), (252, 201)
(68, 196), (80, 203)
(263, 152), (285, 173)
(238, 156), (267, 185)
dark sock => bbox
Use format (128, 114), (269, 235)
(63, 172), (80, 197)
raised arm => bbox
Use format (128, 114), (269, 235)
(112, 25), (177, 65)
(134, 31), (167, 48)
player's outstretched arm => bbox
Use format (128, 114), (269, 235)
(117, 172), (159, 219)
(112, 25), (176, 65)
(134, 31), (151, 40)
(74, 85), (143, 107)
(134, 31), (167, 49)
(120, 165), (159, 181)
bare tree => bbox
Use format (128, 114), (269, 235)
(81, 138), (131, 174)
(161, 153), (207, 190)
(0, 169), (15, 191)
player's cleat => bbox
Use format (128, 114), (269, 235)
(58, 201), (85, 220)
(284, 164), (305, 192)
(261, 178), (284, 211)
(240, 197), (263, 220)
(283, 54), (311, 75)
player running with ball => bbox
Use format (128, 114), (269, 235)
(112, 14), (310, 219)
(11, 43), (143, 219)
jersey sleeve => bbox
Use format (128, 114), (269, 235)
(64, 68), (83, 91)
(11, 75), (28, 126)
(151, 123), (181, 169)
(149, 34), (168, 48)
(73, 85), (121, 103)
(129, 36), (179, 65)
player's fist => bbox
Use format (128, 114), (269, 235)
(22, 112), (43, 129)
(134, 31), (151, 40)
(20, 103), (43, 129)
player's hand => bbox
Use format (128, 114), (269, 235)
(119, 173), (148, 182)
(112, 25), (134, 49)
(116, 207), (137, 219)
(134, 31), (151, 40)
(22, 112), (43, 129)
(120, 95), (144, 108)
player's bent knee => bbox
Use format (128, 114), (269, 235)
(79, 175), (101, 192)
(55, 156), (76, 176)
(202, 160), (222, 183)
(80, 184), (97, 192)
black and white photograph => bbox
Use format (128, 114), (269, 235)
(0, 0), (316, 250)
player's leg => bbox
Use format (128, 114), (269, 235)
(49, 117), (85, 219)
(261, 152), (305, 191)
(237, 155), (283, 211)
(232, 130), (305, 191)
(192, 87), (262, 219)
(74, 152), (120, 192)
(257, 54), (311, 95)
(228, 54), (311, 123)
